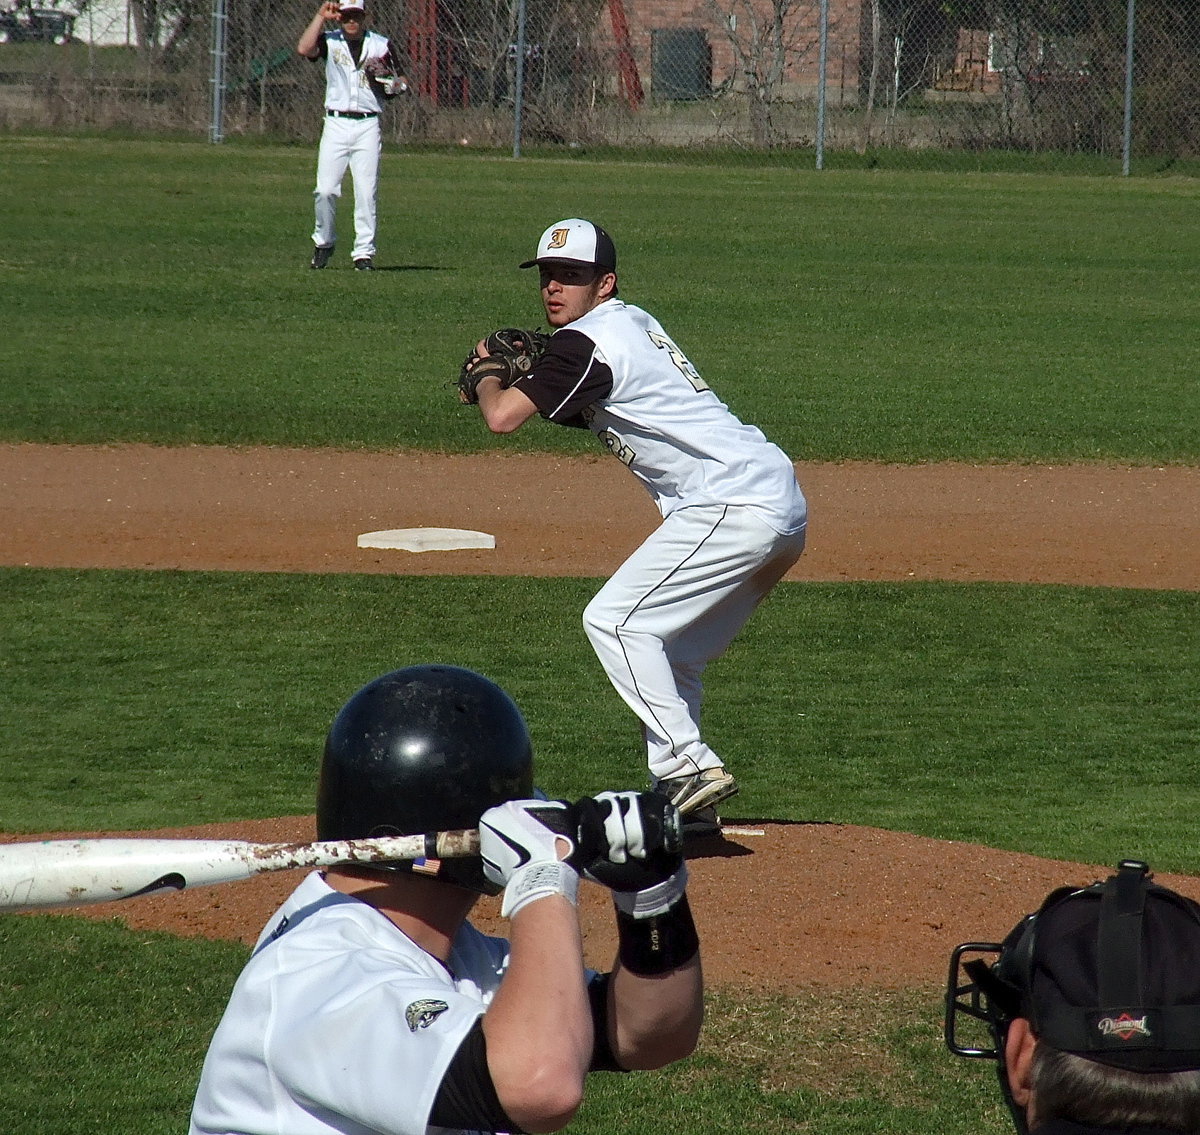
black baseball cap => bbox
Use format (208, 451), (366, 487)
(1021, 864), (1200, 1072)
(519, 218), (617, 272)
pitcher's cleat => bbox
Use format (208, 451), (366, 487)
(653, 766), (739, 816)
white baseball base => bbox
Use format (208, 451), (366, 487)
(357, 528), (496, 552)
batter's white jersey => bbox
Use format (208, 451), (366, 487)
(189, 872), (511, 1135)
(548, 299), (806, 535)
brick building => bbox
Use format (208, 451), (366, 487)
(602, 0), (865, 104)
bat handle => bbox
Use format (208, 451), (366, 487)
(429, 829), (481, 858)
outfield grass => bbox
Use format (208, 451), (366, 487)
(5, 567), (1198, 872)
(2, 137), (1198, 462)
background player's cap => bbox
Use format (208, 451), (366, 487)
(520, 218), (617, 272)
(338, 0), (365, 13)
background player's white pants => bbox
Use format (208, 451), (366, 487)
(582, 504), (806, 783)
(312, 115), (380, 261)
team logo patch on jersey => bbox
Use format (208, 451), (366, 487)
(406, 998), (450, 1032)
(547, 227), (570, 250)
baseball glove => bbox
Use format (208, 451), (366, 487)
(365, 53), (409, 94)
(457, 326), (550, 405)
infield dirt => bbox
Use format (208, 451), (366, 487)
(2, 443), (1198, 990)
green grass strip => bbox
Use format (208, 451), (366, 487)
(0, 912), (1007, 1135)
(3, 567), (1197, 871)
(2, 138), (1198, 462)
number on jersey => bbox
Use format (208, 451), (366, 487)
(647, 330), (710, 392)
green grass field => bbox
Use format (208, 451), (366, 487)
(2, 136), (1198, 461)
(4, 569), (1199, 871)
(1, 137), (1197, 1133)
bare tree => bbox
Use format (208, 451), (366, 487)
(113, 0), (216, 65)
(701, 0), (818, 147)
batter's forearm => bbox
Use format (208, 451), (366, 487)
(483, 900), (591, 1131)
(608, 954), (703, 1069)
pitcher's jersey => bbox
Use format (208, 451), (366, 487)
(512, 299), (806, 535)
(189, 872), (510, 1135)
(318, 28), (392, 113)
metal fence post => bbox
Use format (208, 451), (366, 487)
(513, 0), (527, 158)
(209, 0), (227, 144)
(815, 0), (829, 169)
(1121, 0), (1136, 176)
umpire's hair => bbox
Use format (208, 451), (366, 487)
(1031, 1041), (1200, 1132)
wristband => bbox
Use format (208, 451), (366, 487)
(501, 860), (579, 919)
(615, 893), (699, 976)
(611, 865), (688, 918)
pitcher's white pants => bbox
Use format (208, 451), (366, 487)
(312, 114), (380, 262)
(582, 504), (806, 783)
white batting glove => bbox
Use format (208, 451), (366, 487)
(593, 790), (648, 863)
(479, 799), (579, 919)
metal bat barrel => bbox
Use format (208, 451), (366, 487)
(0, 831), (481, 912)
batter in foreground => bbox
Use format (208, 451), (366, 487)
(189, 664), (702, 1135)
(460, 219), (807, 835)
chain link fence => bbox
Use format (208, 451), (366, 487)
(0, 0), (1196, 166)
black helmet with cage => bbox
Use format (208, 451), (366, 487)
(945, 859), (1200, 1134)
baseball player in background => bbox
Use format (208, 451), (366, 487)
(463, 220), (807, 837)
(189, 664), (703, 1135)
(297, 0), (407, 271)
(945, 859), (1200, 1135)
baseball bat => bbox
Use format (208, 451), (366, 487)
(0, 830), (480, 912)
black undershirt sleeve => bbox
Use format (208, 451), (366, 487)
(511, 329), (613, 426)
(430, 1018), (526, 1133)
(430, 975), (628, 1129)
(586, 972), (628, 1073)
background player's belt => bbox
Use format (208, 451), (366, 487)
(326, 110), (378, 119)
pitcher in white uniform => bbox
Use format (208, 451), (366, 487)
(466, 219), (807, 836)
(190, 665), (703, 1135)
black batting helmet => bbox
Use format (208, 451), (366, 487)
(317, 665), (535, 895)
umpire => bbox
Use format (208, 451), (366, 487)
(946, 859), (1200, 1134)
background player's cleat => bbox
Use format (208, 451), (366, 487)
(311, 244), (334, 269)
(354, 257), (374, 271)
(653, 767), (738, 815)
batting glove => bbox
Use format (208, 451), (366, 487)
(575, 790), (686, 912)
(479, 799), (579, 919)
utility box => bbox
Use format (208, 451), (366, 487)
(651, 28), (712, 101)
